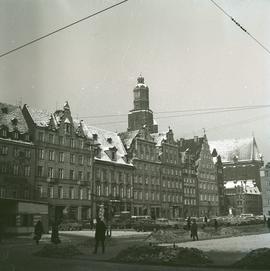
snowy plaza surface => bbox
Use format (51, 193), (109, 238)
(60, 229), (151, 237)
(159, 232), (270, 252)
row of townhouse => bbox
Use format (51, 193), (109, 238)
(0, 75), (225, 234)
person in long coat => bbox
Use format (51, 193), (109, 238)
(51, 220), (61, 244)
(93, 217), (106, 254)
(34, 220), (44, 245)
(190, 220), (198, 241)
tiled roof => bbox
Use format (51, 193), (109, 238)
(0, 102), (28, 133)
(25, 105), (52, 127)
(209, 137), (262, 163)
(118, 130), (139, 149)
(225, 180), (261, 195)
(83, 124), (132, 166)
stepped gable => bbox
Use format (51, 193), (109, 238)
(209, 137), (262, 163)
(0, 102), (29, 133)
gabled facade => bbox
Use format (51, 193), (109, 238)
(179, 135), (219, 217)
(22, 102), (94, 223)
(152, 129), (183, 218)
(82, 125), (134, 221)
(120, 126), (161, 218)
(0, 102), (48, 234)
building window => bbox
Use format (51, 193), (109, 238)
(48, 167), (54, 178)
(78, 171), (83, 181)
(24, 165), (30, 177)
(49, 150), (55, 161)
(38, 149), (44, 159)
(0, 145), (8, 155)
(145, 192), (149, 201)
(78, 155), (84, 165)
(87, 189), (91, 200)
(120, 186), (124, 198)
(112, 186), (116, 197)
(79, 140), (84, 149)
(87, 156), (92, 166)
(79, 188), (83, 200)
(13, 131), (19, 140)
(70, 170), (74, 180)
(58, 168), (64, 179)
(69, 187), (75, 199)
(48, 134), (54, 144)
(25, 149), (31, 158)
(70, 138), (75, 148)
(13, 164), (19, 175)
(1, 129), (7, 137)
(38, 132), (44, 142)
(97, 184), (101, 196)
(139, 191), (142, 200)
(37, 166), (43, 177)
(70, 153), (75, 164)
(49, 186), (54, 198)
(105, 185), (109, 197)
(59, 152), (64, 162)
(87, 172), (90, 181)
(65, 123), (71, 134)
(58, 186), (63, 199)
(127, 187), (131, 199)
(13, 148), (19, 157)
(59, 136), (64, 145)
(1, 163), (7, 174)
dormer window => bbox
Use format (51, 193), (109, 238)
(11, 118), (18, 126)
(24, 134), (30, 141)
(14, 131), (19, 140)
(93, 134), (98, 141)
(1, 128), (7, 138)
(107, 137), (112, 144)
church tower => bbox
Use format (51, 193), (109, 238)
(128, 75), (158, 133)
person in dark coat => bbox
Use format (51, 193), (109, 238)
(51, 221), (61, 244)
(93, 217), (106, 254)
(214, 219), (218, 231)
(187, 217), (191, 231)
(34, 220), (44, 245)
(190, 220), (198, 241)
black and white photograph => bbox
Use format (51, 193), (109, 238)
(1, 1), (270, 270)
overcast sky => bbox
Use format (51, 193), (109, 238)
(1, 0), (270, 161)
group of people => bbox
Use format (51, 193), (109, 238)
(33, 217), (107, 254)
(33, 220), (61, 245)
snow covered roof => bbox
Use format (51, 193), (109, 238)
(151, 132), (167, 147)
(83, 124), (132, 166)
(25, 105), (52, 127)
(209, 137), (262, 163)
(0, 102), (29, 133)
(119, 130), (139, 150)
(225, 179), (261, 194)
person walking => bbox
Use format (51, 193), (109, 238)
(214, 219), (218, 231)
(51, 221), (61, 244)
(190, 220), (199, 241)
(187, 216), (191, 231)
(34, 220), (44, 245)
(93, 217), (106, 254)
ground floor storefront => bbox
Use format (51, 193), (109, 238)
(0, 198), (48, 235)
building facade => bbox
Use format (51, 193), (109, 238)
(260, 162), (270, 217)
(179, 135), (219, 217)
(82, 125), (134, 222)
(0, 102), (48, 234)
(225, 180), (262, 215)
(22, 102), (94, 223)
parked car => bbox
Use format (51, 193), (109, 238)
(133, 219), (160, 232)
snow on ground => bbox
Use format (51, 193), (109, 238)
(160, 233), (270, 252)
(60, 230), (151, 237)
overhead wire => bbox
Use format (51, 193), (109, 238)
(209, 0), (270, 56)
(0, 0), (128, 59)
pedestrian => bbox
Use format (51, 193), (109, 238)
(190, 219), (198, 241)
(267, 218), (270, 229)
(204, 216), (208, 223)
(187, 216), (191, 231)
(264, 215), (267, 224)
(214, 219), (218, 231)
(33, 220), (44, 245)
(51, 221), (61, 244)
(93, 217), (106, 254)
